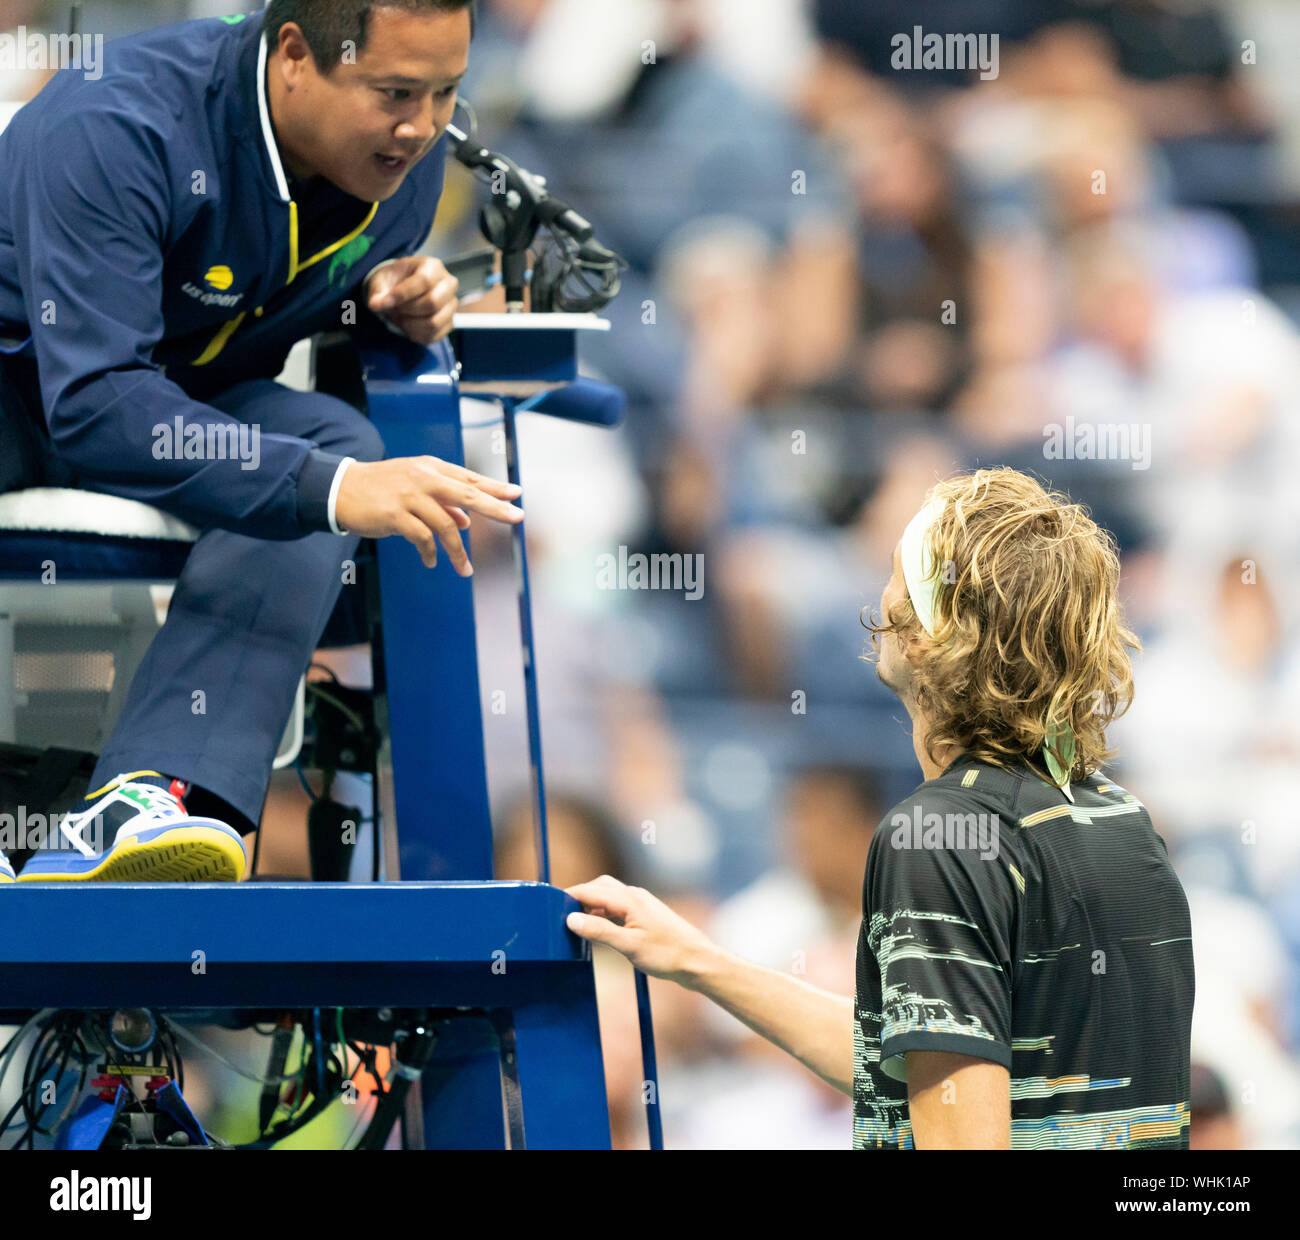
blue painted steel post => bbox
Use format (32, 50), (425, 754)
(359, 336), (494, 881)
(360, 335), (503, 1147)
(634, 971), (664, 1149)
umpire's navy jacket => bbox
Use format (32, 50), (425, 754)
(0, 9), (447, 537)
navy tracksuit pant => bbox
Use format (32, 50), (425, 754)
(0, 360), (383, 828)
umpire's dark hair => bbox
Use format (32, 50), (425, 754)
(264, 0), (477, 74)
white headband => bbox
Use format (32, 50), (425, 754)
(900, 496), (946, 638)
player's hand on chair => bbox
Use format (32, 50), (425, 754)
(564, 874), (717, 988)
(335, 456), (524, 574)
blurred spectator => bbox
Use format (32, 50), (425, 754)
(0, 1), (54, 101)
(1112, 548), (1300, 897)
(706, 765), (879, 986)
(1190, 1062), (1243, 1150)
(717, 432), (958, 703)
(802, 91), (976, 413)
(494, 788), (634, 887)
(1181, 882), (1300, 1147)
(1066, 0), (1271, 141)
(1045, 225), (1300, 549)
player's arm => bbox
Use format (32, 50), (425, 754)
(689, 940), (856, 1097)
(564, 875), (856, 1097)
(906, 1050), (1011, 1149)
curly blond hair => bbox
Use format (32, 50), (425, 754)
(862, 468), (1140, 780)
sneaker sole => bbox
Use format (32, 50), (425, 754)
(17, 825), (246, 883)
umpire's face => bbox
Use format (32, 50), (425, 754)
(270, 5), (469, 202)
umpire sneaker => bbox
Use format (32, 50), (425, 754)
(17, 772), (247, 883)
(0, 851), (14, 883)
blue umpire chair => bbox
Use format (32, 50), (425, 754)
(0, 315), (630, 1149)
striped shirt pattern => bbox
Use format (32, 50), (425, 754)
(853, 757), (1194, 1149)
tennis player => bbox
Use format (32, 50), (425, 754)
(566, 467), (1194, 1149)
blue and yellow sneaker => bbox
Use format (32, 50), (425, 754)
(17, 772), (247, 883)
(1, 851), (14, 883)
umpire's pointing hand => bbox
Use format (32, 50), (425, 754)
(335, 456), (523, 574)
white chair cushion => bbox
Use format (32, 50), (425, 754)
(0, 488), (198, 542)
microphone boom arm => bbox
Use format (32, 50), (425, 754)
(445, 119), (623, 312)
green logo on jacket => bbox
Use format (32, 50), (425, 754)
(329, 235), (375, 291)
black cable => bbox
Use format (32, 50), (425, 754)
(158, 1014), (351, 1150)
(0, 1091), (28, 1143)
(6, 1012), (385, 1151)
(306, 684), (365, 732)
(2, 1013), (191, 1150)
(68, 1031), (91, 1132)
(151, 1014), (182, 1094)
(347, 1037), (385, 1099)
(313, 1009), (325, 1103)
(157, 1039), (175, 1090)
(35, 1018), (83, 1138)
(242, 1081), (334, 1148)
(165, 1023), (185, 1095)
(0, 1011), (42, 1118)
(11, 1013), (72, 1148)
(0, 1019), (43, 1137)
(233, 1028), (347, 1149)
(31, 1035), (76, 1140)
(18, 1018), (60, 1140)
(353, 1025), (436, 1150)
(38, 1030), (94, 1149)
(347, 1038), (370, 1064)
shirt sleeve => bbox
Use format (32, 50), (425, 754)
(11, 106), (339, 539)
(866, 789), (1019, 1081)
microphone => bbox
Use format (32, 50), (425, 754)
(444, 116), (626, 312)
(443, 121), (489, 168)
(445, 123), (593, 243)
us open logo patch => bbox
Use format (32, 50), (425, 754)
(204, 265), (235, 291)
(182, 265), (244, 308)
